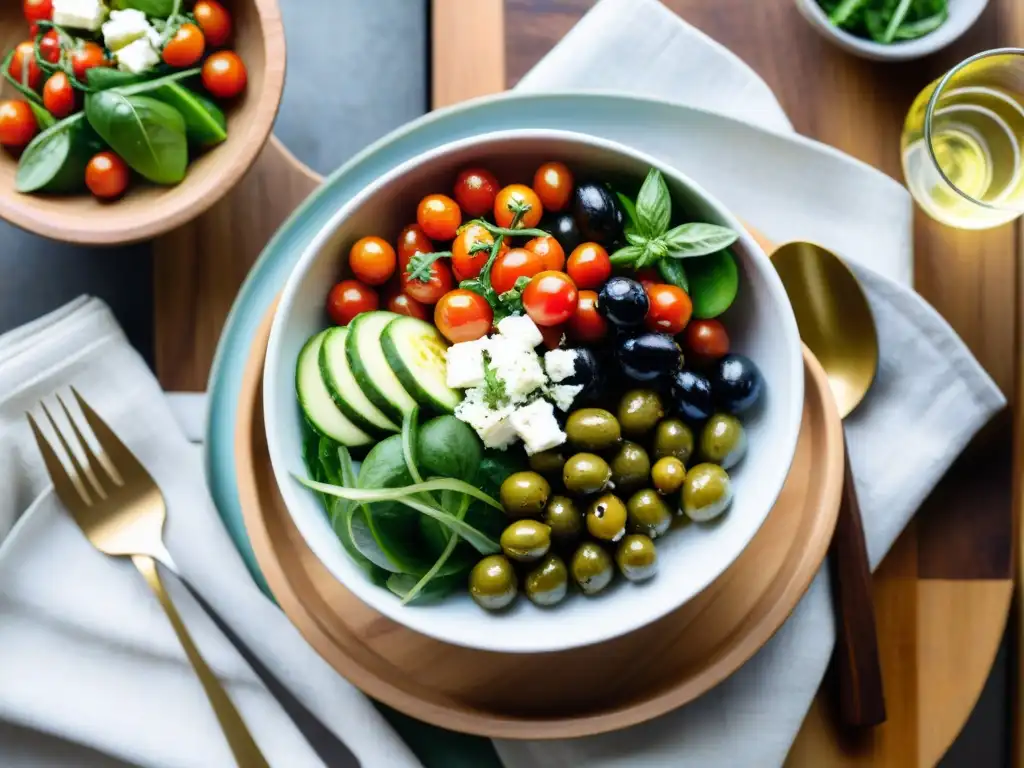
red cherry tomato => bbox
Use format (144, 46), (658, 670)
(0, 100), (38, 148)
(453, 167), (499, 218)
(566, 243), (612, 290)
(522, 271), (578, 327)
(645, 284), (693, 335)
(686, 319), (730, 359)
(396, 223), (434, 263)
(69, 42), (107, 82)
(9, 41), (41, 91)
(42, 71), (75, 118)
(382, 283), (429, 321)
(85, 151), (130, 200)
(163, 22), (206, 68)
(434, 289), (494, 343)
(490, 247), (544, 295)
(525, 235), (565, 272)
(193, 0), (233, 47)
(567, 289), (608, 342)
(539, 324), (565, 350)
(493, 184), (543, 229)
(348, 236), (397, 286)
(401, 258), (454, 304)
(416, 193), (461, 241)
(532, 161), (573, 212)
(23, 0), (52, 32)
(635, 268), (660, 291)
(327, 280), (379, 326)
(451, 222), (498, 281)
(39, 29), (61, 64)
(202, 51), (247, 98)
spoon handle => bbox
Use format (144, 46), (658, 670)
(830, 430), (887, 727)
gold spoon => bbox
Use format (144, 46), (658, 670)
(771, 240), (886, 728)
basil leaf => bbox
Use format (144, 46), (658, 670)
(662, 223), (739, 259)
(634, 168), (671, 238)
(625, 231), (648, 248)
(112, 0), (176, 16)
(609, 245), (644, 266)
(657, 259), (689, 293)
(28, 102), (55, 130)
(85, 92), (188, 185)
(88, 68), (150, 91)
(615, 190), (640, 236)
(16, 113), (98, 194)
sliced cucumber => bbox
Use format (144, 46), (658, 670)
(381, 316), (461, 414)
(320, 326), (399, 437)
(688, 250), (739, 319)
(345, 311), (418, 423)
(296, 332), (373, 447)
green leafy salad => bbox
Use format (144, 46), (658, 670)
(817, 0), (950, 43)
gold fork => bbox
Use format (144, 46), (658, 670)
(27, 388), (270, 768)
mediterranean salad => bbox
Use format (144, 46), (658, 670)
(298, 160), (766, 611)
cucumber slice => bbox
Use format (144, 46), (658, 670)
(345, 311), (418, 423)
(381, 316), (461, 414)
(320, 326), (399, 436)
(296, 332), (373, 447)
(688, 250), (739, 319)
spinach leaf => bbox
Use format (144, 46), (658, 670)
(112, 0), (176, 17)
(403, 496), (472, 604)
(150, 83), (228, 147)
(16, 113), (99, 194)
(385, 572), (466, 605)
(828, 0), (870, 25)
(477, 449), (527, 498)
(88, 69), (150, 91)
(112, 67), (203, 96)
(881, 0), (914, 42)
(416, 415), (483, 483)
(893, 9), (947, 39)
(657, 258), (690, 292)
(85, 92), (188, 185)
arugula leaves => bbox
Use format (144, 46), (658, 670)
(480, 351), (508, 409)
(818, 0), (949, 43)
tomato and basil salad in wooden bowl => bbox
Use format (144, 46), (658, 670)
(264, 131), (803, 654)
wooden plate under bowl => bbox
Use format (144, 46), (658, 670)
(0, 0), (285, 245)
(235, 302), (845, 739)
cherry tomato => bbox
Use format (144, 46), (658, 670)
(453, 167), (499, 218)
(23, 0), (52, 32)
(39, 29), (61, 64)
(567, 289), (608, 342)
(85, 151), (130, 200)
(402, 258), (454, 304)
(523, 271), (578, 327)
(539, 324), (566, 350)
(382, 283), (429, 321)
(435, 289), (494, 343)
(396, 223), (434, 263)
(202, 51), (247, 99)
(327, 280), (379, 326)
(686, 319), (730, 359)
(494, 184), (543, 229)
(635, 268), (660, 291)
(416, 193), (461, 241)
(0, 100), (37, 148)
(645, 284), (692, 335)
(452, 223), (495, 281)
(42, 71), (75, 118)
(348, 236), (396, 286)
(525, 235), (565, 272)
(193, 0), (233, 48)
(9, 42), (41, 91)
(490, 247), (544, 295)
(163, 22), (206, 68)
(566, 243), (612, 290)
(69, 42), (107, 82)
(533, 161), (573, 212)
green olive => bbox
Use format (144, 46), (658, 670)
(626, 489), (672, 538)
(610, 441), (651, 491)
(571, 542), (615, 595)
(500, 519), (552, 562)
(563, 453), (612, 495)
(652, 418), (695, 464)
(500, 471), (551, 518)
(586, 493), (628, 542)
(524, 554), (569, 607)
(544, 495), (584, 543)
(565, 408), (622, 451)
(651, 456), (686, 495)
(529, 449), (567, 480)
(682, 463), (733, 522)
(617, 389), (665, 437)
(469, 555), (518, 610)
(616, 535), (658, 582)
(701, 414), (747, 470)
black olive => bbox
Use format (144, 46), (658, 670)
(598, 277), (648, 328)
(671, 369), (714, 422)
(713, 354), (764, 414)
(573, 183), (625, 247)
(618, 333), (683, 382)
(542, 212), (582, 255)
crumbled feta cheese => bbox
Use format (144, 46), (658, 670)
(53, 0), (108, 31)
(102, 9), (153, 51)
(544, 349), (578, 383)
(490, 345), (546, 403)
(497, 314), (543, 349)
(547, 384), (583, 412)
(445, 338), (487, 389)
(114, 37), (160, 74)
(510, 399), (566, 455)
(454, 390), (517, 450)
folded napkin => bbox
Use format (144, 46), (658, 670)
(0, 297), (421, 767)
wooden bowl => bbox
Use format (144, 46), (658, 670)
(0, 0), (285, 244)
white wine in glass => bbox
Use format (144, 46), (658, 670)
(901, 49), (1024, 230)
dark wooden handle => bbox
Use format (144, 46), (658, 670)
(829, 430), (887, 727)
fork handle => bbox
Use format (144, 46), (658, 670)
(133, 556), (271, 768)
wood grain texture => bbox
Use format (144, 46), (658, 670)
(431, 0), (505, 108)
(0, 0), (286, 245)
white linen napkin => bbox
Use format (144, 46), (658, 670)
(0, 296), (421, 767)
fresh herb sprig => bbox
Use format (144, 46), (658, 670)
(481, 351), (508, 409)
(405, 250), (453, 282)
(819, 0), (948, 44)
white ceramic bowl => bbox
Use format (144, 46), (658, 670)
(263, 129), (804, 654)
(794, 0), (989, 61)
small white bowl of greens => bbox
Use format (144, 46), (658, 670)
(795, 0), (988, 61)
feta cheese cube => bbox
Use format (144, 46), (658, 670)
(510, 399), (566, 455)
(455, 390), (517, 450)
(497, 314), (543, 349)
(445, 338), (487, 389)
(544, 349), (577, 383)
(53, 0), (108, 31)
(114, 37), (160, 74)
(492, 346), (546, 403)
(103, 9), (154, 52)
(547, 384), (583, 412)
